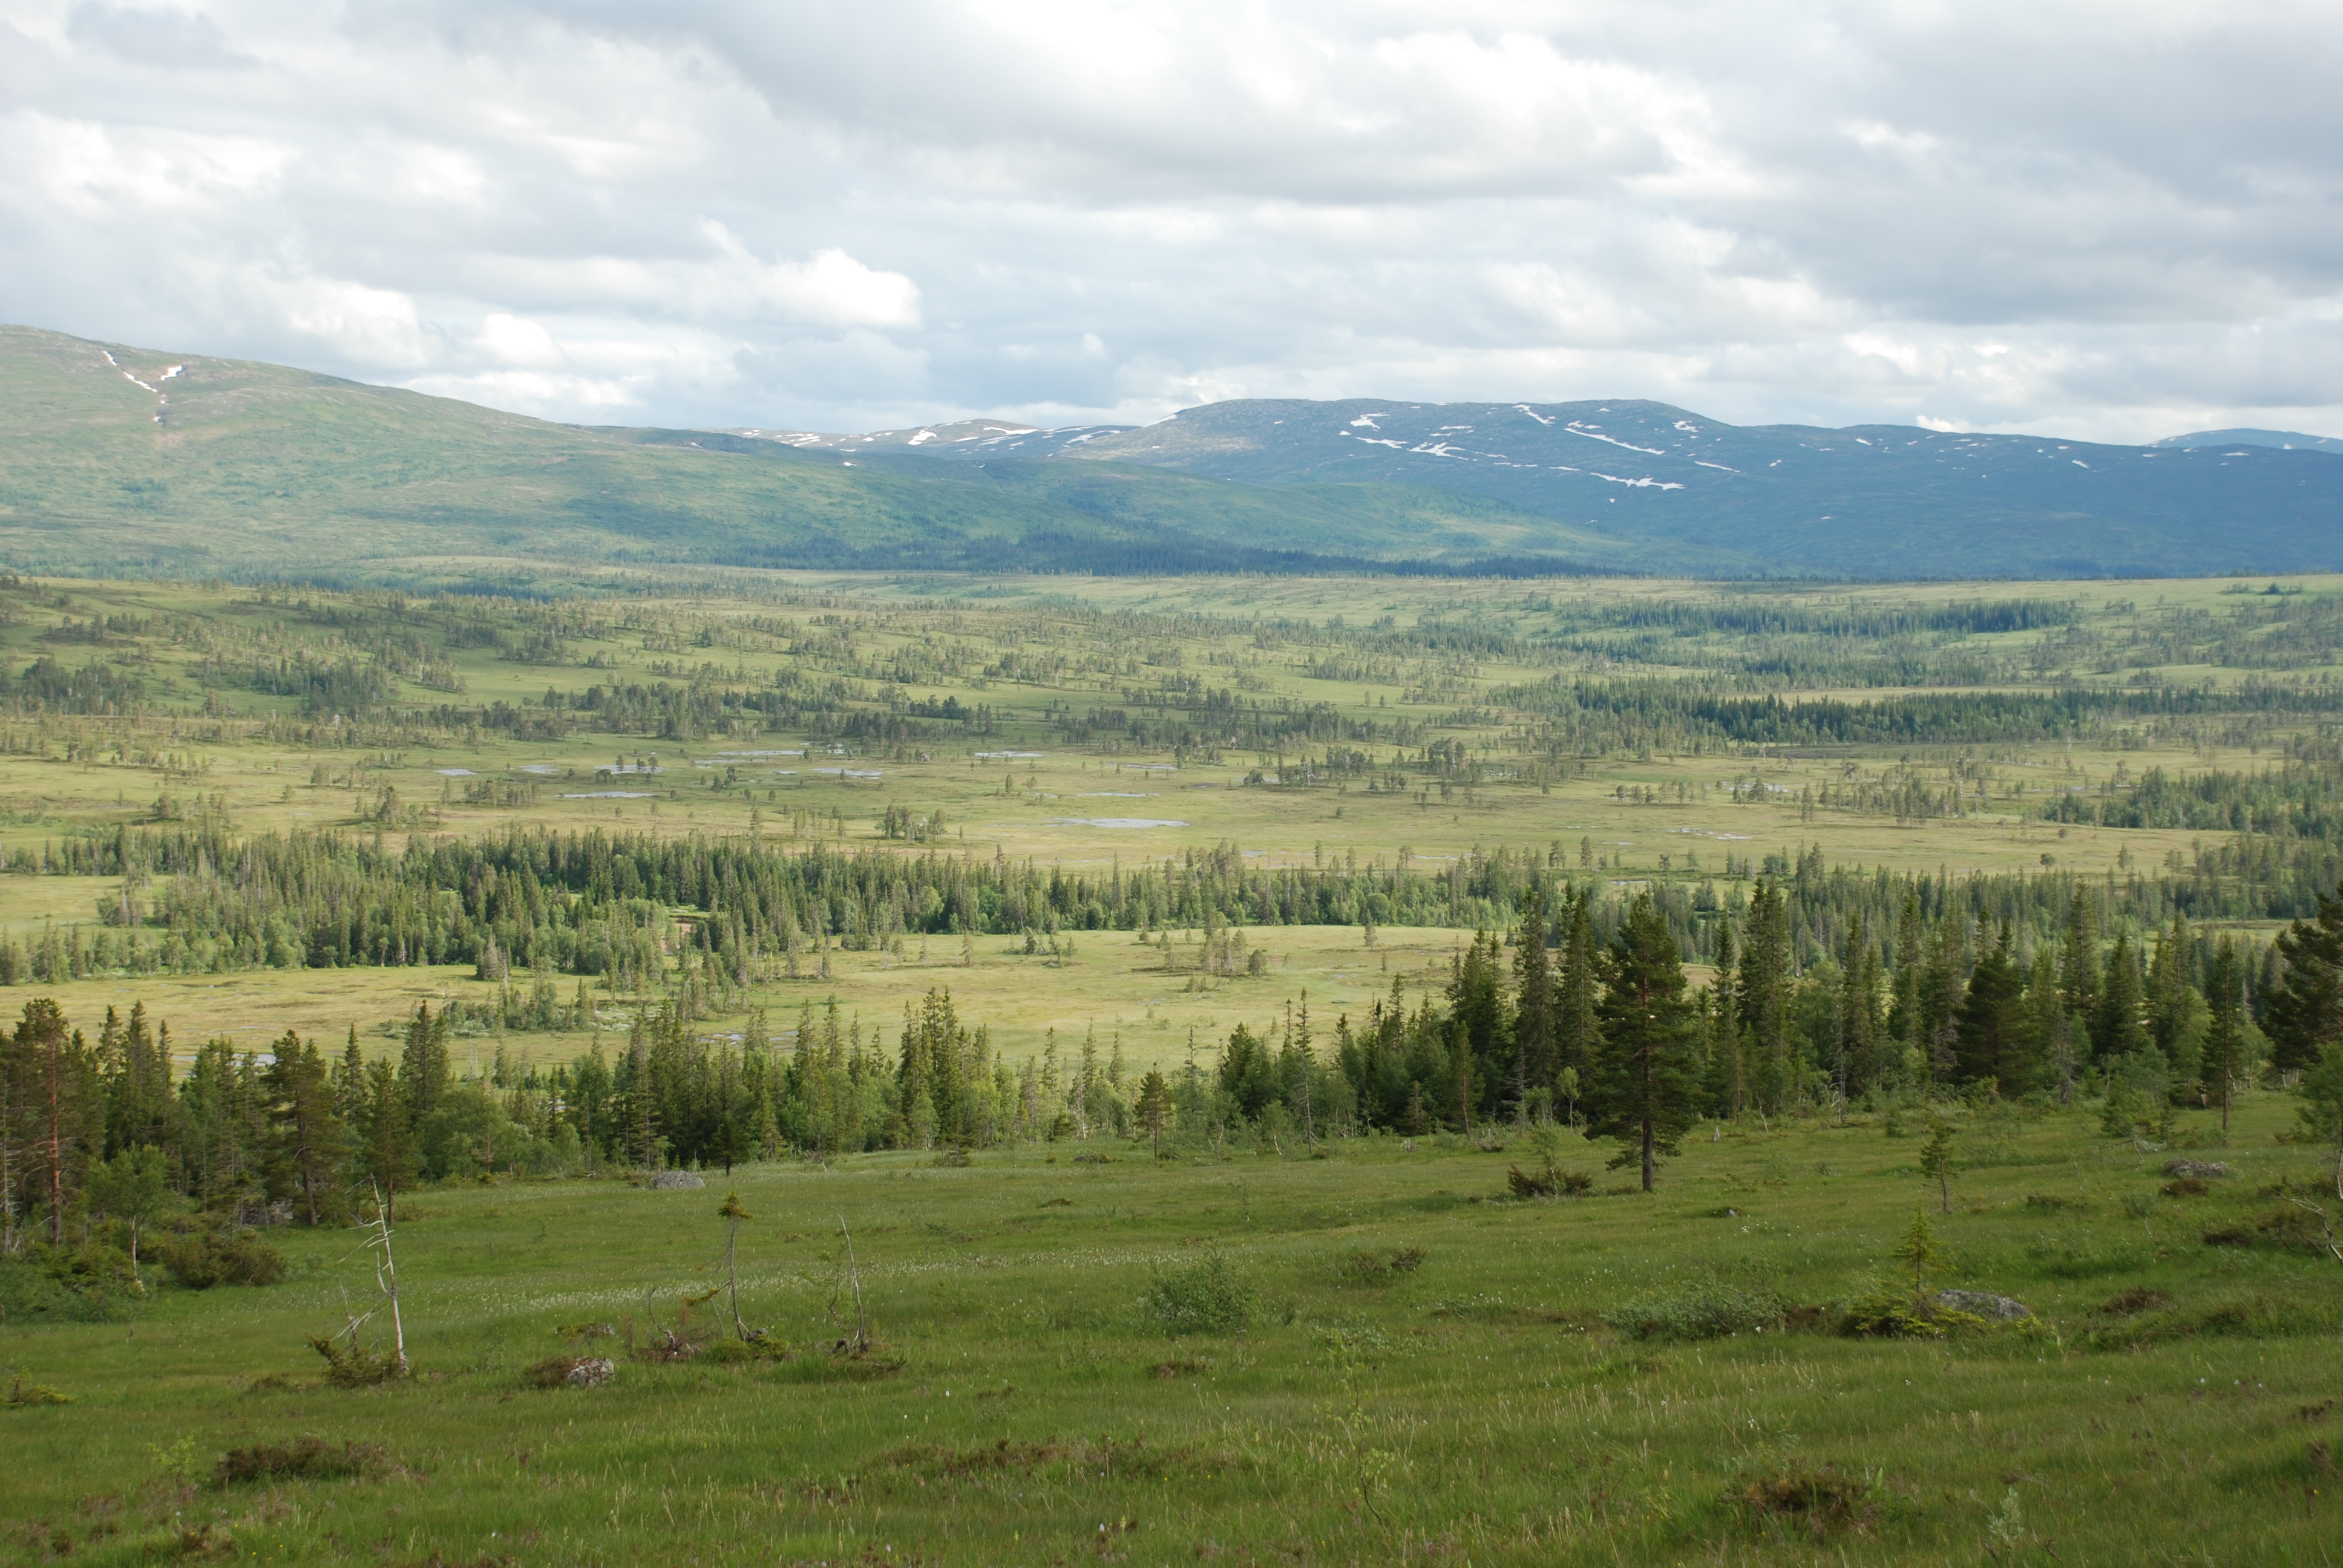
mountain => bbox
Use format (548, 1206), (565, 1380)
(6, 322), (2341, 583)
(0, 325), (1692, 584)
(763, 400), (2343, 578)
(2150, 428), (2343, 455)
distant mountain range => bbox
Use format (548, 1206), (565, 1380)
(756, 400), (2343, 580)
(4, 323), (2338, 583)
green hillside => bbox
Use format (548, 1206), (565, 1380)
(0, 327), (1700, 582)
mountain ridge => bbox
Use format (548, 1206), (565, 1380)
(5, 322), (2340, 583)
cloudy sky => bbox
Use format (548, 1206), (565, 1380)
(4, 1), (2338, 441)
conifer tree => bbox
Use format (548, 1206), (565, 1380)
(2092, 933), (2149, 1060)
(1588, 892), (1700, 1192)
(1555, 889), (1601, 1086)
(359, 1058), (418, 1224)
(2265, 890), (2343, 1076)
(1136, 1068), (1172, 1158)
(263, 1030), (345, 1226)
(1511, 888), (1555, 1110)
(1953, 924), (2024, 1092)
(399, 1004), (451, 1122)
(1737, 881), (1791, 1112)
(2203, 938), (2248, 1134)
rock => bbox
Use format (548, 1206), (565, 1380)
(1935, 1289), (2033, 1322)
(647, 1170), (706, 1190)
(2164, 1159), (2230, 1179)
(565, 1357), (615, 1388)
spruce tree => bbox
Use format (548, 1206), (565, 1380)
(2092, 933), (2149, 1060)
(2265, 890), (2343, 1076)
(263, 1031), (345, 1226)
(1953, 923), (2024, 1091)
(1588, 891), (1701, 1192)
(2203, 938), (2247, 1134)
(1511, 888), (1555, 1110)
(1737, 880), (1792, 1112)
(1555, 889), (1601, 1088)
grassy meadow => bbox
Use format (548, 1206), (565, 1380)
(5, 1094), (2339, 1566)
(1, 565), (2341, 1565)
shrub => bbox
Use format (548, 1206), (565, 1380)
(1335, 1247), (1426, 1285)
(2205, 1207), (2337, 1255)
(1728, 1463), (1879, 1536)
(2163, 1177), (2210, 1198)
(3, 1372), (71, 1406)
(1142, 1253), (1256, 1335)
(2094, 1287), (2172, 1317)
(525, 1354), (616, 1387)
(214, 1437), (386, 1486)
(1506, 1165), (1593, 1198)
(1602, 1282), (1790, 1342)
(306, 1336), (405, 1388)
(160, 1230), (285, 1290)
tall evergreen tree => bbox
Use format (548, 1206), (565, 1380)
(399, 1004), (452, 1123)
(2203, 938), (2248, 1133)
(2265, 890), (2343, 1076)
(358, 1057), (418, 1223)
(1588, 892), (1702, 1192)
(262, 1031), (345, 1226)
(1706, 921), (1745, 1117)
(2092, 933), (2149, 1060)
(1511, 889), (1555, 1111)
(1555, 889), (1601, 1087)
(1737, 881), (1791, 1112)
(1835, 913), (1883, 1101)
(1953, 923), (2025, 1091)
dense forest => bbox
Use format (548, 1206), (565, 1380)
(9, 874), (2343, 1256)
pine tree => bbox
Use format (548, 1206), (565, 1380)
(2203, 938), (2248, 1134)
(1836, 913), (1883, 1103)
(1706, 921), (1745, 1117)
(2265, 890), (2343, 1076)
(1511, 888), (1555, 1109)
(1588, 892), (1701, 1192)
(1737, 881), (1791, 1112)
(263, 1031), (345, 1226)
(1555, 889), (1601, 1087)
(359, 1058), (418, 1224)
(1953, 923), (2024, 1092)
(1136, 1068), (1172, 1158)
(399, 1004), (451, 1123)
(2092, 933), (2149, 1060)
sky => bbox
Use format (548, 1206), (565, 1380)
(3, 1), (2339, 442)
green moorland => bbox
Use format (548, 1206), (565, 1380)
(0, 565), (2341, 1562)
(4, 1097), (2340, 1567)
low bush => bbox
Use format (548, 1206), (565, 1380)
(1602, 1282), (1791, 1342)
(160, 1230), (285, 1290)
(2204, 1207), (2335, 1255)
(1727, 1463), (1879, 1537)
(3, 1371), (71, 1406)
(1506, 1165), (1593, 1198)
(214, 1437), (387, 1486)
(1142, 1253), (1256, 1335)
(525, 1354), (616, 1388)
(307, 1335), (406, 1388)
(1335, 1246), (1426, 1285)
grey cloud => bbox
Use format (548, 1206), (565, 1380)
(65, 3), (255, 68)
(2, 1), (2339, 444)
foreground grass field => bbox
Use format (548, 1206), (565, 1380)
(4, 1094), (2337, 1566)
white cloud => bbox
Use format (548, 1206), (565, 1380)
(0, 1), (2338, 440)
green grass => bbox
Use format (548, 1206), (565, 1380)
(4, 1096), (2339, 1564)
